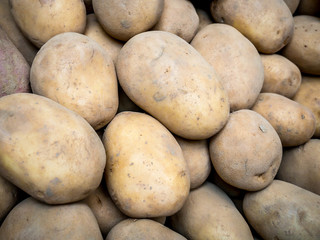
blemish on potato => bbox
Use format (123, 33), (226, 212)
(153, 92), (166, 102)
(50, 177), (61, 185)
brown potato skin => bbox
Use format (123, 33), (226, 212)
(277, 139), (320, 195)
(0, 197), (103, 239)
(0, 176), (18, 222)
(252, 93), (316, 147)
(243, 180), (320, 240)
(209, 109), (282, 191)
(281, 15), (320, 75)
(293, 75), (320, 137)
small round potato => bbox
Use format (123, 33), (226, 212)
(281, 15), (320, 75)
(260, 54), (301, 98)
(93, 0), (164, 41)
(9, 0), (86, 48)
(209, 109), (282, 191)
(243, 180), (320, 240)
(0, 176), (18, 222)
(252, 93), (316, 147)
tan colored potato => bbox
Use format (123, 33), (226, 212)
(93, 0), (164, 41)
(171, 182), (254, 240)
(9, 0), (86, 48)
(84, 14), (123, 64)
(293, 75), (320, 137)
(0, 93), (106, 204)
(153, 0), (199, 42)
(296, 0), (320, 16)
(210, 0), (294, 53)
(252, 93), (316, 147)
(116, 31), (229, 140)
(243, 180), (320, 240)
(175, 136), (211, 189)
(191, 24), (264, 111)
(283, 0), (300, 14)
(281, 15), (320, 75)
(0, 197), (103, 239)
(107, 219), (186, 240)
(209, 109), (282, 191)
(277, 139), (320, 195)
(30, 32), (118, 130)
(260, 54), (301, 98)
(196, 9), (213, 33)
(0, 176), (18, 221)
(103, 111), (190, 218)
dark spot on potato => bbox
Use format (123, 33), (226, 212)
(130, 162), (134, 166)
(121, 20), (131, 29)
(96, 196), (102, 206)
(179, 171), (186, 177)
(50, 177), (61, 185)
(153, 92), (166, 102)
(304, 45), (308, 48)
(45, 187), (54, 197)
(301, 114), (305, 119)
(276, 30), (280, 35)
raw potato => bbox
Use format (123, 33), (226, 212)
(103, 111), (190, 218)
(0, 197), (103, 240)
(170, 182), (254, 240)
(84, 14), (123, 64)
(9, 0), (86, 48)
(30, 32), (118, 130)
(243, 180), (320, 240)
(191, 23), (264, 111)
(116, 31), (230, 140)
(281, 15), (320, 75)
(277, 139), (320, 195)
(0, 27), (30, 97)
(0, 93), (106, 204)
(252, 93), (316, 147)
(283, 0), (300, 14)
(153, 0), (199, 42)
(93, 0), (164, 41)
(175, 136), (211, 189)
(293, 75), (320, 137)
(210, 0), (294, 54)
(0, 176), (18, 221)
(260, 54), (301, 98)
(209, 109), (282, 191)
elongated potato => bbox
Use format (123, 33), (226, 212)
(0, 93), (106, 204)
(0, 176), (18, 222)
(116, 31), (229, 140)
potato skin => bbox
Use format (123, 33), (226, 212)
(0, 176), (18, 222)
(103, 111), (190, 218)
(0, 197), (103, 240)
(0, 93), (106, 204)
(116, 31), (229, 140)
(252, 93), (316, 147)
(243, 180), (320, 240)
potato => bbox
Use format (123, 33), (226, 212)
(0, 0), (37, 65)
(93, 0), (164, 41)
(170, 182), (254, 240)
(191, 23), (264, 111)
(0, 93), (106, 204)
(252, 93), (316, 147)
(210, 0), (294, 54)
(0, 197), (103, 239)
(0, 27), (30, 97)
(243, 180), (320, 240)
(9, 0), (86, 48)
(153, 0), (199, 42)
(175, 136), (211, 189)
(84, 14), (123, 64)
(277, 139), (320, 195)
(260, 54), (301, 98)
(196, 8), (213, 33)
(116, 31), (229, 140)
(293, 75), (320, 137)
(0, 176), (18, 222)
(103, 111), (190, 218)
(283, 0), (300, 14)
(281, 15), (320, 75)
(209, 109), (282, 191)
(296, 0), (320, 16)
(30, 32), (118, 130)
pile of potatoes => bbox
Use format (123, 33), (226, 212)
(0, 0), (320, 239)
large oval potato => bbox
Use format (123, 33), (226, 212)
(116, 31), (230, 140)
(170, 182), (253, 240)
(103, 111), (190, 218)
(9, 0), (86, 47)
(0, 93), (106, 204)
(31, 32), (118, 130)
(252, 93), (316, 147)
(0, 176), (18, 222)
(0, 197), (103, 239)
(243, 180), (320, 240)
(191, 23), (264, 111)
(281, 15), (320, 75)
(209, 109), (282, 191)
(210, 0), (294, 54)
